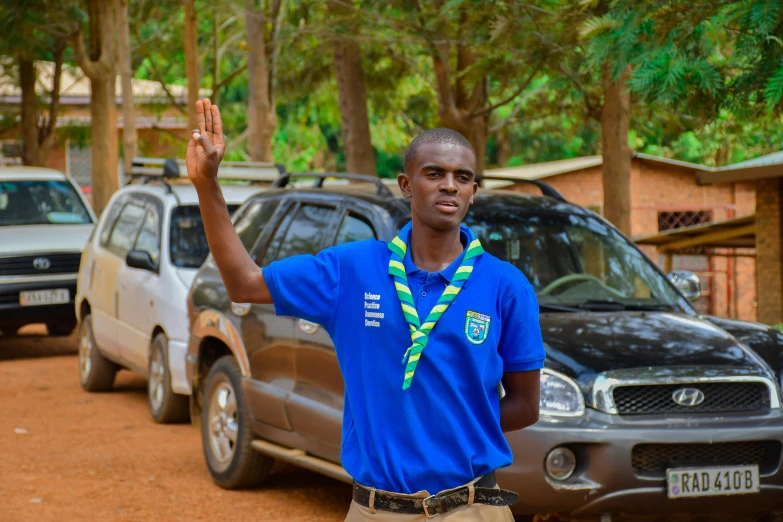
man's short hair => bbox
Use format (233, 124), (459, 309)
(404, 128), (476, 174)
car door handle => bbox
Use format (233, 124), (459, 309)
(297, 319), (320, 335)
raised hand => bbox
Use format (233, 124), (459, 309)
(186, 98), (227, 186)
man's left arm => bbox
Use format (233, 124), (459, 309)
(500, 370), (540, 432)
(496, 280), (546, 432)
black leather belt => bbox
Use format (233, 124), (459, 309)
(352, 472), (518, 518)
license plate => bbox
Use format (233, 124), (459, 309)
(667, 465), (760, 498)
(19, 289), (70, 306)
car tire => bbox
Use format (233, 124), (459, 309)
(201, 355), (272, 489)
(148, 333), (190, 424)
(47, 321), (76, 336)
(78, 315), (118, 392)
(0, 322), (21, 336)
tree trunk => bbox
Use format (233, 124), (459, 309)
(601, 64), (632, 236)
(36, 42), (65, 167)
(245, 1), (276, 162)
(328, 0), (376, 176)
(19, 58), (40, 167)
(495, 127), (510, 167)
(118, 0), (137, 176)
(72, 0), (119, 215)
(184, 0), (200, 131)
(430, 41), (488, 175)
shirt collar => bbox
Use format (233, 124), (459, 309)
(401, 225), (471, 283)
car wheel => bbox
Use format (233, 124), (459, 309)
(47, 320), (76, 336)
(201, 355), (272, 489)
(78, 315), (118, 392)
(148, 333), (189, 424)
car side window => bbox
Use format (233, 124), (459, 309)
(134, 209), (160, 265)
(235, 199), (281, 252)
(335, 212), (376, 245)
(98, 198), (125, 247)
(268, 204), (336, 262)
(107, 202), (146, 257)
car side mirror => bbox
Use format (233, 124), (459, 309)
(667, 270), (701, 302)
(126, 249), (157, 272)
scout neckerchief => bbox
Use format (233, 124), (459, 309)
(388, 222), (484, 390)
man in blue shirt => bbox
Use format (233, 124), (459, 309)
(188, 98), (545, 521)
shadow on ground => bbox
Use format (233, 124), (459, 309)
(0, 324), (77, 361)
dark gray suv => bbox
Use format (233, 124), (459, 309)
(186, 174), (783, 521)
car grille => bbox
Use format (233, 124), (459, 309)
(632, 441), (782, 477)
(0, 253), (81, 276)
(613, 382), (770, 415)
(0, 293), (18, 305)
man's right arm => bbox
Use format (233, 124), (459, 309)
(186, 98), (271, 305)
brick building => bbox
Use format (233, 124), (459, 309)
(695, 152), (783, 326)
(483, 153), (759, 322)
(0, 61), (205, 187)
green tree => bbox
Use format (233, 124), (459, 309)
(0, 0), (80, 167)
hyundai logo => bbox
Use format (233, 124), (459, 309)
(672, 387), (705, 407)
(33, 257), (51, 271)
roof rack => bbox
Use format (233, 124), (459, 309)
(127, 157), (286, 189)
(476, 175), (567, 202)
(272, 172), (395, 200)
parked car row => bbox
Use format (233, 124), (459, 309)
(4, 162), (783, 520)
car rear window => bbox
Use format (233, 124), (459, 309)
(169, 204), (239, 269)
(0, 180), (92, 226)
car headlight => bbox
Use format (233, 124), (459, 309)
(540, 368), (585, 417)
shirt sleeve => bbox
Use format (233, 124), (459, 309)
(498, 281), (546, 373)
(261, 245), (341, 332)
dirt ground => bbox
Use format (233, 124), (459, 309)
(0, 326), (352, 522)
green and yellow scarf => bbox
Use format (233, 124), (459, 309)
(388, 222), (484, 390)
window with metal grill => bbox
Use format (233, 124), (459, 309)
(0, 253), (82, 276)
(632, 441), (782, 477)
(657, 210), (713, 232)
(613, 382), (769, 415)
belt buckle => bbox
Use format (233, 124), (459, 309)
(422, 495), (443, 518)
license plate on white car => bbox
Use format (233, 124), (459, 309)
(19, 289), (70, 306)
(667, 465), (759, 498)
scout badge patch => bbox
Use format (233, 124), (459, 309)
(465, 310), (490, 345)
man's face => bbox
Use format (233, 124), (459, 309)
(398, 142), (477, 231)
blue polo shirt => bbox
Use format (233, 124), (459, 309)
(262, 224), (545, 494)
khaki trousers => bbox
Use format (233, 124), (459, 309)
(344, 478), (515, 522)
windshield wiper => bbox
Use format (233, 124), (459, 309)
(539, 303), (584, 313)
(572, 299), (674, 312)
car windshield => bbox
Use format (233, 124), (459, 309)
(463, 208), (689, 311)
(170, 204), (239, 269)
(0, 180), (92, 226)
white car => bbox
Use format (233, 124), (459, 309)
(0, 167), (96, 336)
(75, 158), (279, 423)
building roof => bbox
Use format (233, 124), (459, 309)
(482, 153), (707, 182)
(0, 60), (210, 105)
(697, 150), (783, 185)
(634, 214), (756, 252)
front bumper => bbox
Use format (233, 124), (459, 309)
(499, 409), (783, 519)
(0, 278), (78, 326)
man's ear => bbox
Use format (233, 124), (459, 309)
(397, 172), (412, 199)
